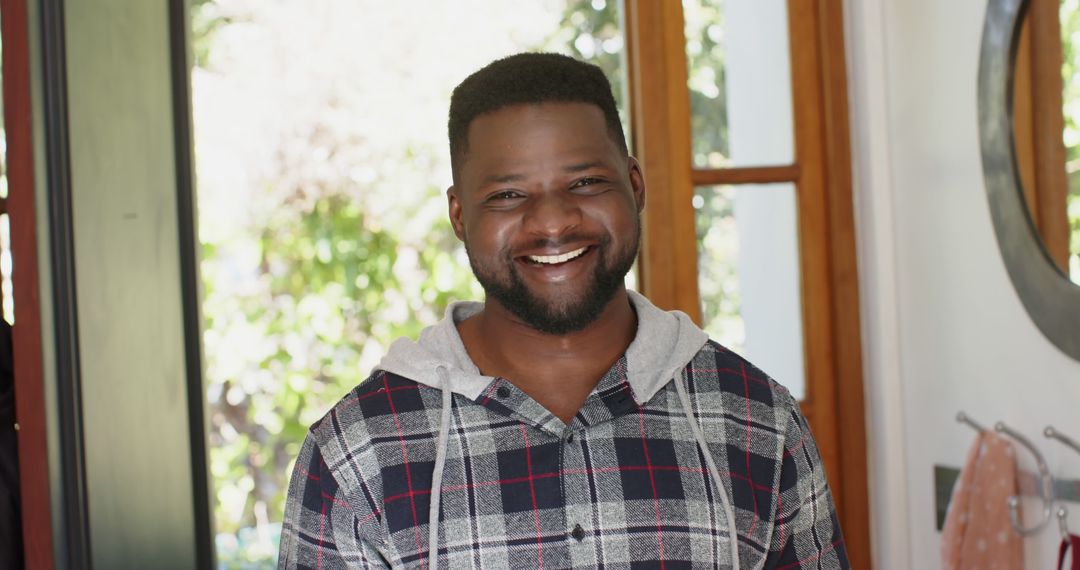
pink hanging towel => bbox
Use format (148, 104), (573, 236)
(941, 431), (1024, 570)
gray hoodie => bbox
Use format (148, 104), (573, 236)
(377, 290), (708, 406)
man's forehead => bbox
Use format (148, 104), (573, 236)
(465, 104), (614, 155)
(470, 100), (604, 128)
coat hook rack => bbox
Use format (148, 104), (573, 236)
(937, 415), (1080, 532)
(995, 421), (1055, 535)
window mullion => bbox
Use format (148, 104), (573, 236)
(625, 0), (702, 322)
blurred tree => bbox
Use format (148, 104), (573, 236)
(683, 0), (730, 168)
(191, 1), (636, 567)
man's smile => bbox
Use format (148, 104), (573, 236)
(523, 246), (591, 265)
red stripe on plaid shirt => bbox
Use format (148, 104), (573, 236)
(783, 428), (811, 458)
(299, 467), (320, 482)
(480, 380), (501, 406)
(384, 373), (427, 570)
(320, 490), (351, 510)
(638, 407), (667, 568)
(520, 424), (545, 569)
(333, 383), (420, 414)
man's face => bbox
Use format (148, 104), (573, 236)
(448, 102), (645, 335)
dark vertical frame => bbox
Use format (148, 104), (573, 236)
(39, 0), (91, 565)
(169, 0), (214, 566)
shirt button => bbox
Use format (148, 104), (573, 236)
(570, 524), (585, 542)
(496, 386), (511, 398)
(566, 433), (574, 444)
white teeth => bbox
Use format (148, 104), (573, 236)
(527, 247), (588, 265)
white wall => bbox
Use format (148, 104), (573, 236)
(846, 0), (1080, 568)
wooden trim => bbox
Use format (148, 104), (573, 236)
(818, 1), (871, 567)
(626, 0), (702, 322)
(786, 0), (840, 507)
(1014, 15), (1039, 222)
(690, 164), (800, 186)
(2, 0), (57, 566)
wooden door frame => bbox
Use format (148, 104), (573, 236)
(3, 0), (56, 566)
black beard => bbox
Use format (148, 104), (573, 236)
(467, 224), (639, 336)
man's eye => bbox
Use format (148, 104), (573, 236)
(488, 190), (521, 201)
(572, 177), (608, 191)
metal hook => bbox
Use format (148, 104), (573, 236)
(1045, 426), (1080, 457)
(956, 411), (988, 432)
(994, 421), (1054, 535)
(1058, 506), (1071, 541)
(1044, 426), (1080, 541)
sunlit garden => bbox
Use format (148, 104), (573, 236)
(191, 1), (631, 565)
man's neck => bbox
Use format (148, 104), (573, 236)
(456, 290), (637, 423)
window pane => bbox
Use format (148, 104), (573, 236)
(0, 23), (10, 324)
(190, 1), (627, 566)
(1060, 0), (1080, 283)
(0, 214), (10, 324)
(694, 183), (805, 398)
(683, 0), (795, 169)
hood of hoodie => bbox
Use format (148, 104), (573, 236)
(376, 290), (709, 405)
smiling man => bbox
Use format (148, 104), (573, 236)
(279, 53), (848, 570)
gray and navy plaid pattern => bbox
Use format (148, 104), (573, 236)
(279, 341), (848, 569)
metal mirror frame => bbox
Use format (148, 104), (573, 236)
(979, 0), (1080, 361)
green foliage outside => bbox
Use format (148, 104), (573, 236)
(682, 0), (744, 351)
(684, 0), (730, 169)
(192, 1), (634, 567)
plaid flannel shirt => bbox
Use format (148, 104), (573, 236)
(279, 340), (848, 569)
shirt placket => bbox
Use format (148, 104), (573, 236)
(476, 377), (572, 568)
(561, 421), (597, 567)
(561, 364), (639, 568)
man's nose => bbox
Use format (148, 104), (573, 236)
(524, 192), (582, 238)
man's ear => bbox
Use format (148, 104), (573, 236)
(627, 156), (646, 213)
(447, 186), (466, 241)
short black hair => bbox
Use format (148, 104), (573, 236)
(448, 52), (627, 177)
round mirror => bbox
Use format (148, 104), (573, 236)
(980, 0), (1080, 361)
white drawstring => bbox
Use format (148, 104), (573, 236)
(673, 372), (741, 570)
(428, 367), (452, 570)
